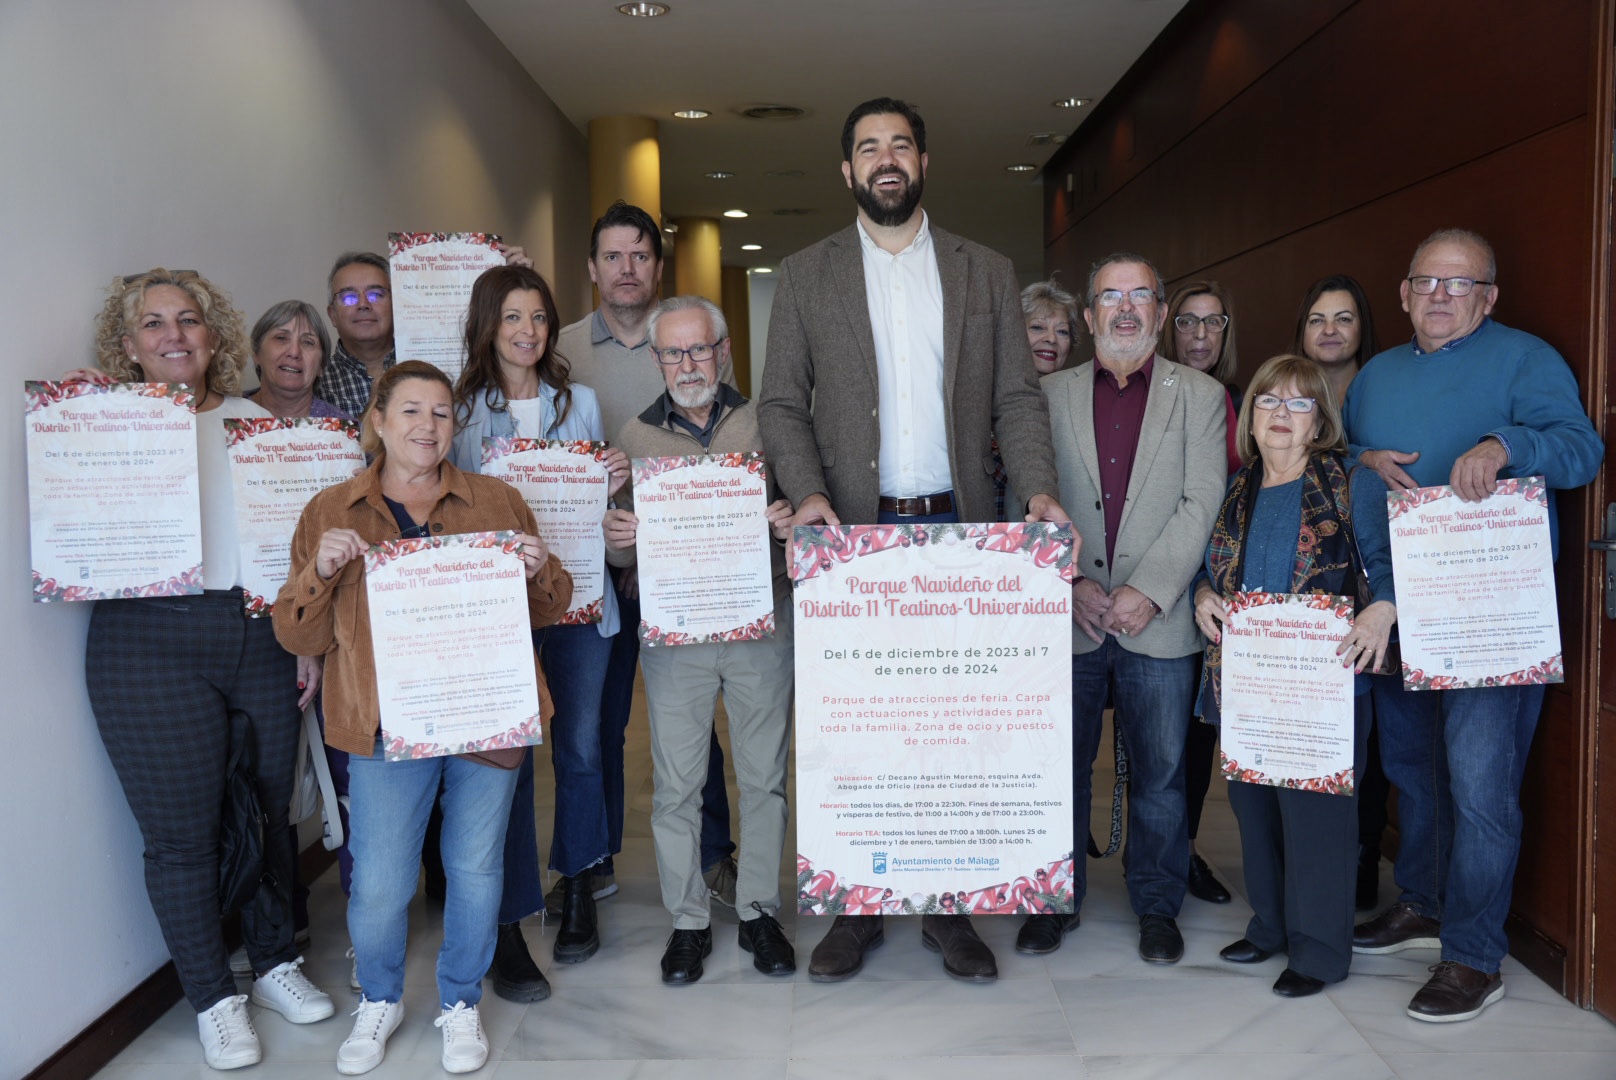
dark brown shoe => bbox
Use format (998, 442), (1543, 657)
(920, 914), (997, 982)
(807, 914), (883, 982)
(1407, 960), (1504, 1022)
(1352, 902), (1440, 955)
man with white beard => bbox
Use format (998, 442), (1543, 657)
(1033, 253), (1227, 965)
(602, 296), (799, 985)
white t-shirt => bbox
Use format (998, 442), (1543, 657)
(196, 396), (273, 589)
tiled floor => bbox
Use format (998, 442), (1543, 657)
(98, 702), (1616, 1078)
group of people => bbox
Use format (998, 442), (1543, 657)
(74, 94), (1602, 1076)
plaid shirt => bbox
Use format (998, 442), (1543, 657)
(313, 339), (395, 419)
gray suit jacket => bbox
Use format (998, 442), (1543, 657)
(758, 220), (1058, 524)
(1044, 357), (1226, 658)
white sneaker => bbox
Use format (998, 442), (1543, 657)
(346, 946), (362, 992)
(251, 956), (335, 1023)
(228, 944), (252, 977)
(197, 994), (261, 1070)
(337, 997), (404, 1075)
(435, 1001), (489, 1073)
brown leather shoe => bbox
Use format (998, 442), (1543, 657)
(807, 914), (883, 982)
(1407, 960), (1504, 1022)
(1351, 902), (1440, 955)
(920, 914), (997, 982)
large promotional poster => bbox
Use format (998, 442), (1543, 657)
(1386, 478), (1561, 690)
(365, 531), (541, 761)
(26, 381), (202, 601)
(792, 523), (1076, 916)
(482, 437), (610, 624)
(388, 231), (504, 381)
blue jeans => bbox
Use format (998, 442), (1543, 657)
(602, 568), (734, 873)
(1371, 675), (1544, 973)
(1070, 639), (1196, 918)
(534, 623), (612, 877)
(348, 742), (519, 1006)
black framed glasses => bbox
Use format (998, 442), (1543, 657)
(1406, 276), (1492, 297)
(1174, 313), (1230, 332)
(1094, 288), (1160, 307)
(1253, 394), (1316, 414)
(653, 340), (723, 366)
(334, 286), (390, 306)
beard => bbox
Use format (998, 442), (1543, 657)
(1092, 313), (1157, 367)
(670, 374), (718, 411)
(853, 166), (924, 228)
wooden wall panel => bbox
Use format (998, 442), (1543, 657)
(1044, 0), (1606, 1003)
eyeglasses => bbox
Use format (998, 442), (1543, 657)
(1253, 394), (1316, 413)
(334, 287), (390, 306)
(1406, 276), (1492, 297)
(1173, 313), (1229, 333)
(653, 340), (723, 366)
(1094, 288), (1160, 307)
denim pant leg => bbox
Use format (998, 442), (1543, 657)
(1372, 674), (1449, 919)
(348, 749), (441, 1003)
(1111, 647), (1195, 918)
(700, 727), (736, 871)
(1067, 647), (1113, 913)
(498, 746), (543, 922)
(600, 570), (642, 863)
(436, 756), (520, 1006)
(1439, 683), (1544, 973)
(536, 623), (613, 877)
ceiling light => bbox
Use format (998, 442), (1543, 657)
(750, 267), (773, 274)
(617, 2), (669, 16)
(741, 244), (762, 251)
(1006, 163), (1037, 173)
(723, 209), (748, 219)
(704, 170), (735, 179)
(1052, 97), (1090, 109)
(673, 109), (709, 120)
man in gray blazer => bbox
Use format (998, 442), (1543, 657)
(759, 97), (1067, 984)
(1020, 253), (1226, 965)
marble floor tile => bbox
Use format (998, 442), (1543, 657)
(493, 1060), (788, 1079)
(788, 1055), (1088, 1080)
(509, 983), (792, 1060)
(1376, 1051), (1616, 1079)
(1057, 975), (1375, 1056)
(1081, 1052), (1394, 1079)
(791, 978), (1078, 1058)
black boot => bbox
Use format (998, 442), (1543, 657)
(487, 922), (551, 1002)
(553, 873), (600, 963)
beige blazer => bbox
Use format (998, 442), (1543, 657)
(758, 221), (1057, 524)
(1044, 357), (1227, 658)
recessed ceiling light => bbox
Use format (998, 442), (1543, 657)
(662, 223), (678, 233)
(704, 170), (735, 179)
(723, 209), (748, 219)
(1052, 97), (1089, 108)
(673, 109), (709, 120)
(617, 2), (669, 16)
(750, 267), (773, 274)
(740, 244), (762, 251)
(1007, 163), (1037, 173)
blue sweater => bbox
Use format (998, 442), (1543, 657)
(1342, 318), (1601, 558)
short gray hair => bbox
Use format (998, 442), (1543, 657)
(251, 300), (331, 368)
(326, 250), (390, 299)
(1085, 252), (1164, 307)
(646, 295), (728, 351)
(1410, 228), (1497, 283)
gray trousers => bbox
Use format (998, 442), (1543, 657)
(640, 592), (793, 928)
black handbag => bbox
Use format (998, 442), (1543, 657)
(219, 712), (271, 915)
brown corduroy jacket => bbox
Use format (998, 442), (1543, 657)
(273, 458), (572, 757)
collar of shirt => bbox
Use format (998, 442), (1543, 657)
(1096, 351), (1156, 391)
(1411, 316), (1490, 356)
(645, 382), (746, 448)
(330, 338), (396, 371)
(856, 210), (932, 259)
(590, 307), (650, 352)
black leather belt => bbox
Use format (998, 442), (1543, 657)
(878, 491), (954, 516)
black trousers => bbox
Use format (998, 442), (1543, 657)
(88, 592), (300, 1011)
(1227, 693), (1372, 983)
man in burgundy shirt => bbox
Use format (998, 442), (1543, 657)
(1029, 253), (1227, 964)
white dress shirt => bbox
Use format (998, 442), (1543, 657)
(858, 212), (951, 498)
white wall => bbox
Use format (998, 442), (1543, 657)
(0, 2), (589, 1073)
(748, 272), (778, 394)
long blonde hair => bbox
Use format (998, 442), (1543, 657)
(94, 269), (247, 396)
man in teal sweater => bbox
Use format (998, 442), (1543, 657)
(1342, 228), (1602, 1022)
